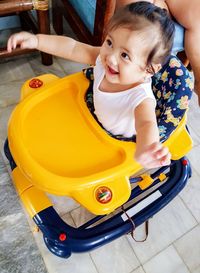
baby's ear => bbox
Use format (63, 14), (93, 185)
(152, 63), (162, 74)
(146, 63), (162, 76)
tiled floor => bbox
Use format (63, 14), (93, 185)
(0, 31), (200, 273)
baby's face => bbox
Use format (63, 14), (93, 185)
(100, 27), (152, 89)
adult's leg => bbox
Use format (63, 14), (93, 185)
(167, 0), (200, 105)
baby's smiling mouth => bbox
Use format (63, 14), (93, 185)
(107, 65), (119, 75)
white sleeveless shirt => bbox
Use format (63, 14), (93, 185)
(93, 56), (156, 138)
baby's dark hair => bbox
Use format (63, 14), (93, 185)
(106, 1), (175, 72)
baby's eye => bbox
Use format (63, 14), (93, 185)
(121, 52), (130, 60)
(106, 39), (112, 47)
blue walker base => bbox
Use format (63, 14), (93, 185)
(4, 139), (191, 258)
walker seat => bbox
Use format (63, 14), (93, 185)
(4, 55), (193, 258)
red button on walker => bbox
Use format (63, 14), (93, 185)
(59, 233), (67, 241)
(95, 186), (112, 204)
(182, 159), (188, 166)
(29, 78), (43, 88)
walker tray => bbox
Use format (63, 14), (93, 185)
(4, 67), (193, 258)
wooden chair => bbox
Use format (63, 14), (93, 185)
(0, 0), (52, 65)
(52, 0), (116, 46)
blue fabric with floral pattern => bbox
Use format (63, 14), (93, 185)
(84, 55), (193, 142)
(152, 55), (193, 141)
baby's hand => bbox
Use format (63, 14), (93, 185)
(135, 142), (171, 169)
(7, 31), (38, 52)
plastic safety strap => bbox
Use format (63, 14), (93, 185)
(121, 205), (149, 242)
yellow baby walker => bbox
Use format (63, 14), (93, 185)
(4, 55), (193, 258)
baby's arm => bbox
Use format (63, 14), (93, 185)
(7, 32), (100, 65)
(134, 98), (171, 169)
